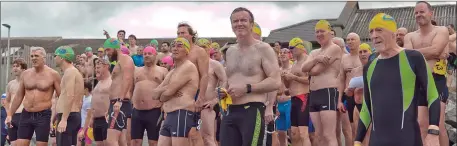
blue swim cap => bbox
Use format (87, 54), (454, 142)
(1, 93), (6, 99)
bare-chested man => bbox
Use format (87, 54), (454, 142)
(91, 58), (112, 145)
(396, 27), (408, 47)
(281, 37), (312, 146)
(84, 47), (98, 83)
(403, 2), (450, 145)
(53, 46), (85, 146)
(219, 7), (281, 146)
(337, 33), (364, 146)
(301, 20), (342, 146)
(151, 38), (199, 146)
(276, 48), (292, 146)
(4, 58), (27, 145)
(196, 38), (227, 146)
(130, 46), (168, 146)
(6, 47), (61, 146)
(176, 22), (209, 146)
(103, 38), (135, 146)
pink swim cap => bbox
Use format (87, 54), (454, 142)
(143, 46), (157, 55)
(121, 46), (129, 55)
(161, 56), (174, 67)
(209, 48), (216, 56)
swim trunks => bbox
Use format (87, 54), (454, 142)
(192, 90), (201, 129)
(291, 94), (310, 127)
(131, 108), (163, 140)
(107, 99), (133, 131)
(356, 50), (440, 146)
(276, 100), (291, 131)
(93, 116), (108, 141)
(433, 73), (449, 103)
(160, 109), (196, 138)
(7, 113), (21, 141)
(17, 109), (51, 142)
(220, 102), (265, 146)
(308, 118), (315, 133)
(343, 93), (356, 123)
(56, 112), (81, 146)
(309, 88), (338, 112)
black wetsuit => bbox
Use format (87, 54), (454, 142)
(356, 50), (440, 146)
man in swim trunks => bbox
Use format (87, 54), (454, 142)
(6, 47), (61, 146)
(153, 38), (199, 146)
(54, 46), (85, 146)
(219, 7), (281, 146)
(131, 46), (168, 146)
(104, 38), (135, 146)
(4, 58), (27, 146)
(176, 22), (209, 146)
(281, 38), (311, 146)
(396, 27), (408, 47)
(91, 58), (112, 145)
(301, 20), (342, 146)
(403, 1), (450, 145)
(196, 38), (227, 146)
(337, 33), (364, 146)
(276, 48), (292, 146)
(355, 12), (440, 146)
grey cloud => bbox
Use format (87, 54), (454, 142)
(0, 2), (146, 38)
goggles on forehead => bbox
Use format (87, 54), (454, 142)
(288, 43), (304, 50)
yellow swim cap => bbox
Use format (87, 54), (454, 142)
(211, 42), (220, 49)
(173, 37), (191, 53)
(315, 20), (332, 32)
(359, 43), (372, 54)
(369, 13), (397, 33)
(98, 47), (104, 52)
(253, 22), (262, 36)
(289, 37), (305, 50)
(197, 38), (211, 48)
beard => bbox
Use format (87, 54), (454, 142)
(109, 51), (118, 62)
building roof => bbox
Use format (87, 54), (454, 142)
(343, 4), (456, 41)
(0, 37), (237, 55)
(265, 19), (338, 43)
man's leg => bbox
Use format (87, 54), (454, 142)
(126, 118), (132, 146)
(336, 112), (342, 146)
(188, 112), (203, 146)
(130, 109), (145, 146)
(145, 108), (163, 146)
(309, 112), (323, 145)
(200, 108), (216, 146)
(320, 110), (338, 146)
(340, 111), (353, 146)
(157, 136), (172, 146)
(34, 110), (52, 146)
(439, 102), (449, 146)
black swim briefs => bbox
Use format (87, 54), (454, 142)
(17, 109), (51, 142)
(93, 116), (108, 142)
(56, 112), (81, 146)
(107, 99), (132, 131)
(131, 108), (163, 140)
(309, 88), (339, 112)
(160, 109), (196, 138)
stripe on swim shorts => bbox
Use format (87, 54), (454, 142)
(327, 88), (331, 110)
(251, 109), (262, 146)
(177, 110), (181, 136)
(184, 110), (188, 137)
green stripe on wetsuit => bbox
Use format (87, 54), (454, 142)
(251, 109), (262, 146)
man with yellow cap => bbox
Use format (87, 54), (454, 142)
(336, 32), (364, 146)
(176, 22), (209, 146)
(196, 38), (228, 146)
(103, 38), (135, 146)
(153, 38), (200, 146)
(53, 46), (85, 146)
(354, 13), (440, 146)
(97, 47), (107, 59)
(301, 19), (342, 146)
(282, 37), (312, 146)
(403, 2), (450, 145)
(219, 7), (281, 146)
(6, 46), (61, 146)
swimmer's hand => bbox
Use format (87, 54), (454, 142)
(315, 55), (331, 65)
(216, 88), (227, 99)
(57, 120), (67, 133)
(203, 98), (218, 109)
(113, 101), (122, 113)
(5, 116), (12, 128)
(337, 102), (346, 113)
(424, 133), (439, 146)
(227, 84), (247, 98)
(344, 88), (355, 97)
(103, 30), (108, 36)
(77, 130), (85, 141)
(264, 106), (274, 124)
(283, 72), (294, 81)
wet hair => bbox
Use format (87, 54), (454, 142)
(331, 29), (336, 35)
(431, 20), (437, 26)
(117, 30), (126, 35)
(177, 22), (198, 43)
(230, 7), (255, 23)
(84, 82), (93, 93)
(13, 58), (27, 70)
(416, 1), (433, 11)
(162, 42), (170, 47)
(128, 34), (137, 40)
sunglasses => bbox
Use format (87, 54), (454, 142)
(288, 43), (304, 50)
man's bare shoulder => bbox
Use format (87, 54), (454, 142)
(309, 49), (320, 56)
(193, 45), (207, 55)
(157, 66), (168, 73)
(183, 60), (198, 73)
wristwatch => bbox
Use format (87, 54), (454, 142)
(427, 129), (439, 135)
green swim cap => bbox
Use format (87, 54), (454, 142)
(104, 38), (121, 50)
(55, 46), (75, 62)
(85, 47), (93, 52)
(150, 39), (158, 47)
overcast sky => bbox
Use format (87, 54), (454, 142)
(0, 1), (454, 38)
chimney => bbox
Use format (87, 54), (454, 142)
(333, 1), (359, 38)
